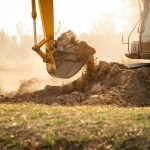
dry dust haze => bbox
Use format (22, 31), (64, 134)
(0, 0), (144, 93)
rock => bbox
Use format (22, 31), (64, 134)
(91, 83), (101, 94)
(99, 62), (111, 73)
(71, 91), (85, 102)
(83, 95), (107, 105)
(51, 102), (61, 106)
(109, 64), (121, 76)
(72, 91), (80, 95)
(98, 62), (111, 81)
(57, 30), (77, 51)
(91, 83), (108, 95)
(90, 95), (99, 98)
(83, 95), (99, 105)
(100, 86), (108, 94)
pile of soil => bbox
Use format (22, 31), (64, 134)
(0, 59), (150, 107)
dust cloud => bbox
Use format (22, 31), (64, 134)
(0, 30), (67, 94)
(0, 30), (84, 94)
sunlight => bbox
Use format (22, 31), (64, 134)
(55, 0), (133, 34)
(114, 17), (130, 32)
(0, 0), (134, 35)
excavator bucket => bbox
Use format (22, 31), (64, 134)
(47, 31), (96, 79)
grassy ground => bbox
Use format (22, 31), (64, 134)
(0, 103), (150, 150)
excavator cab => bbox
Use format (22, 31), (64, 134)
(123, 0), (150, 60)
(31, 0), (95, 79)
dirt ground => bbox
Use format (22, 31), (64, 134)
(0, 58), (150, 107)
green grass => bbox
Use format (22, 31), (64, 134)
(0, 103), (150, 150)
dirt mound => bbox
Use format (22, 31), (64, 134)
(83, 62), (150, 106)
(0, 59), (150, 107)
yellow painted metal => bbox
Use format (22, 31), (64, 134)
(38, 0), (54, 48)
(31, 0), (96, 78)
(31, 0), (37, 19)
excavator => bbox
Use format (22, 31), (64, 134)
(123, 0), (150, 60)
(31, 0), (150, 79)
(31, 0), (95, 79)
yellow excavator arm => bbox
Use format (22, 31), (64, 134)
(31, 0), (56, 72)
(31, 0), (95, 79)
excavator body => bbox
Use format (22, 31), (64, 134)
(124, 0), (150, 60)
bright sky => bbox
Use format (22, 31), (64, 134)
(0, 0), (134, 35)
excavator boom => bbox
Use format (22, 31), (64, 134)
(31, 0), (56, 70)
(38, 0), (54, 42)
